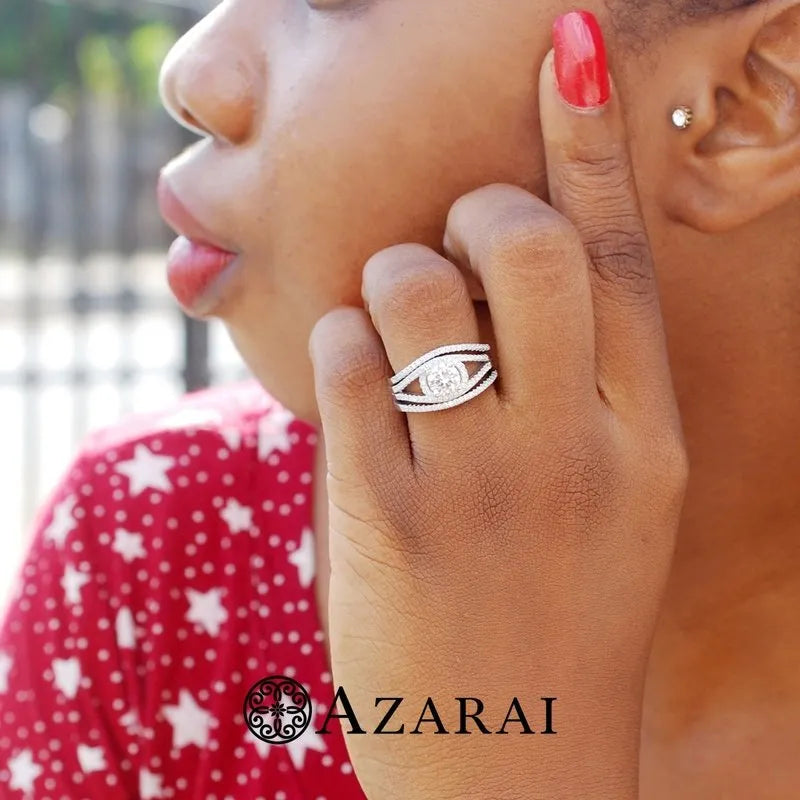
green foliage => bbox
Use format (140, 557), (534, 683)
(78, 22), (177, 103)
(0, 1), (180, 107)
(128, 22), (176, 100)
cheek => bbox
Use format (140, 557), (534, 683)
(238, 3), (551, 320)
(265, 39), (547, 265)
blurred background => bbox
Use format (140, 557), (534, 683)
(0, 0), (249, 607)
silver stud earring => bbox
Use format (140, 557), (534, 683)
(671, 105), (694, 130)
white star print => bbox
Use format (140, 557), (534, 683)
(7, 749), (43, 793)
(162, 689), (215, 750)
(61, 564), (90, 605)
(285, 712), (327, 769)
(0, 651), (11, 694)
(139, 767), (165, 799)
(116, 607), (136, 649)
(258, 406), (294, 460)
(220, 498), (253, 534)
(120, 709), (141, 735)
(185, 588), (228, 636)
(44, 494), (78, 547)
(288, 526), (316, 588)
(77, 744), (107, 774)
(244, 728), (270, 759)
(52, 656), (81, 699)
(112, 528), (146, 563)
(220, 426), (242, 450)
(115, 444), (175, 496)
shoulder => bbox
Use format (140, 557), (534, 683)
(32, 379), (319, 549)
(79, 378), (316, 463)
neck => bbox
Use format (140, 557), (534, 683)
(651, 199), (800, 621)
(640, 200), (800, 753)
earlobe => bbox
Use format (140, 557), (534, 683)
(662, 0), (800, 234)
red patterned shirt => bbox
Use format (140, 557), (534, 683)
(0, 380), (366, 800)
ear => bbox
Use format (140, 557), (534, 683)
(657, 0), (800, 233)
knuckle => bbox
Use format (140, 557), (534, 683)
(555, 140), (631, 188)
(651, 429), (691, 498)
(584, 225), (656, 301)
(378, 262), (468, 320)
(308, 306), (360, 361)
(448, 182), (533, 223)
(482, 205), (583, 291)
(315, 337), (387, 405)
(362, 243), (443, 310)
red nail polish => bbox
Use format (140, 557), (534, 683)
(552, 10), (610, 109)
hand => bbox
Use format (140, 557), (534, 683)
(308, 16), (688, 800)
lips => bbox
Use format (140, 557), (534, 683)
(156, 175), (240, 315)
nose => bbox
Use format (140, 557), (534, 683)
(159, 11), (262, 145)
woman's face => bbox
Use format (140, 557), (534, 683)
(157, 0), (689, 420)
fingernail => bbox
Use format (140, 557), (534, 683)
(552, 10), (610, 109)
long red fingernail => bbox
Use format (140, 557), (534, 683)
(552, 10), (610, 109)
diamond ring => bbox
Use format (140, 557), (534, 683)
(389, 343), (498, 413)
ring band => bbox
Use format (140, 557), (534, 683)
(389, 342), (498, 413)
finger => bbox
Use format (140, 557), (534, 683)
(308, 306), (411, 487)
(539, 11), (674, 414)
(443, 184), (597, 415)
(361, 243), (499, 467)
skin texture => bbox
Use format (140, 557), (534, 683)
(159, 0), (800, 796)
(305, 51), (690, 796)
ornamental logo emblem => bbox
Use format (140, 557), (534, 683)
(243, 674), (313, 744)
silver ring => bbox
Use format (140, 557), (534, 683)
(389, 342), (498, 413)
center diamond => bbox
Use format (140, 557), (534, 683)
(419, 357), (469, 400)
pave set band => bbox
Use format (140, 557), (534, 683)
(389, 343), (498, 413)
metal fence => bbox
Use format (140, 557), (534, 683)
(1, 0), (247, 590)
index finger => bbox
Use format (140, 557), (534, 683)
(538, 11), (675, 417)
